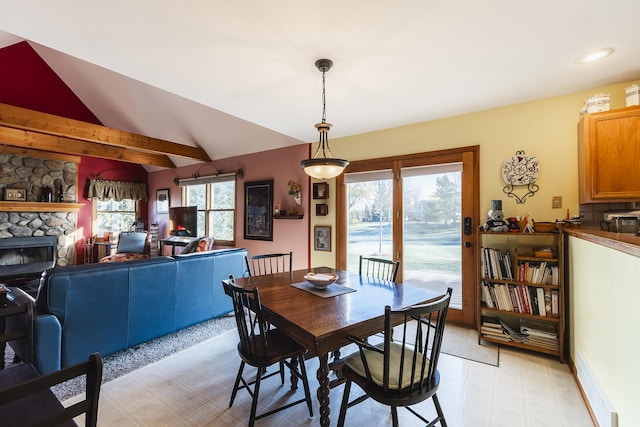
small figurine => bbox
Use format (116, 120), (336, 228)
(483, 200), (509, 232)
(507, 217), (520, 232)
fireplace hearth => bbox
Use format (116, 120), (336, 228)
(0, 236), (57, 284)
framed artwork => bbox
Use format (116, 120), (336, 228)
(316, 203), (328, 216)
(156, 188), (169, 213)
(244, 180), (273, 240)
(313, 182), (329, 199)
(314, 225), (331, 251)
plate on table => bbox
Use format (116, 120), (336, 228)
(304, 272), (338, 290)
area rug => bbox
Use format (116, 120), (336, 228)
(441, 324), (499, 367)
(3, 317), (497, 401)
(3, 314), (237, 401)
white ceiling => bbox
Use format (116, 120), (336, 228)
(1, 1), (639, 170)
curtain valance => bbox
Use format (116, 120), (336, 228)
(87, 179), (148, 202)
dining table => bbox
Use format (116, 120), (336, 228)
(232, 267), (442, 427)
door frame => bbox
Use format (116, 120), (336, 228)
(336, 145), (479, 327)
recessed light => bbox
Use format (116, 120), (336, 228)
(576, 48), (614, 64)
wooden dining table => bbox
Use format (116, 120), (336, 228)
(232, 267), (442, 427)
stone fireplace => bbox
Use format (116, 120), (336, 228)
(0, 152), (79, 268)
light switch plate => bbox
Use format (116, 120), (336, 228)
(552, 196), (562, 209)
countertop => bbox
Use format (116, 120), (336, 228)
(563, 228), (640, 259)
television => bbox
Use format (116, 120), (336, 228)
(169, 206), (198, 237)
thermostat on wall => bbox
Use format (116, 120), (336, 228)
(5, 188), (27, 201)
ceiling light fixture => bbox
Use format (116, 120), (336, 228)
(576, 48), (614, 64)
(300, 58), (349, 180)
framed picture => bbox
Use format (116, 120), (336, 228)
(244, 180), (273, 241)
(314, 225), (331, 251)
(313, 182), (329, 199)
(316, 203), (328, 216)
(156, 188), (169, 214)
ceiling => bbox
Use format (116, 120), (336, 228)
(1, 1), (639, 170)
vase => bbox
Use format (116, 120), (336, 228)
(292, 192), (301, 206)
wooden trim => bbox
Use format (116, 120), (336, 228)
(0, 202), (83, 212)
(0, 102), (212, 166)
(0, 126), (176, 168)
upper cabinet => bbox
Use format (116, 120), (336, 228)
(578, 106), (640, 203)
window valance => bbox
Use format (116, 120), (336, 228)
(87, 179), (148, 202)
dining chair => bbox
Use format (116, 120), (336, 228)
(245, 251), (292, 276)
(0, 300), (103, 426)
(336, 288), (453, 427)
(359, 255), (400, 282)
(222, 277), (313, 427)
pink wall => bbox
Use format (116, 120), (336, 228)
(148, 144), (312, 269)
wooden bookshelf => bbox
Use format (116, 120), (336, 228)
(477, 230), (565, 362)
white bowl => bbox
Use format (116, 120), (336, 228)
(304, 272), (338, 290)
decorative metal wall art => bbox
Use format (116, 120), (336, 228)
(501, 150), (539, 204)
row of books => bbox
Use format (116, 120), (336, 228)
(517, 260), (559, 285)
(480, 247), (514, 280)
(481, 246), (559, 285)
(481, 281), (559, 317)
(480, 316), (559, 350)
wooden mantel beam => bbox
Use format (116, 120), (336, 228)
(0, 126), (176, 168)
(0, 102), (211, 164)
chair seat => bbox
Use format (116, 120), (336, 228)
(0, 364), (76, 427)
(238, 328), (306, 367)
(344, 342), (430, 390)
(99, 252), (150, 263)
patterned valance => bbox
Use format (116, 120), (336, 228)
(87, 179), (148, 202)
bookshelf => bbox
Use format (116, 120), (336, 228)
(477, 229), (565, 362)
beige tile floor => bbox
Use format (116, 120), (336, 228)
(68, 330), (594, 426)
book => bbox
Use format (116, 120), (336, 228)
(536, 287), (546, 316)
(544, 288), (553, 317)
(551, 289), (559, 317)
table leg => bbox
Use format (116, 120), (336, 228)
(317, 352), (330, 427)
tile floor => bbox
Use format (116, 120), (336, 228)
(68, 330), (594, 426)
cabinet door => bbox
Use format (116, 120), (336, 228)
(579, 106), (640, 202)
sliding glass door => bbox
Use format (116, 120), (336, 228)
(337, 147), (478, 326)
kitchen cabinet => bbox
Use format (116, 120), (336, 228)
(578, 106), (640, 203)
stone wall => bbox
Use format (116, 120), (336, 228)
(0, 153), (78, 267)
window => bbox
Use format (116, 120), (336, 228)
(182, 177), (236, 244)
(94, 199), (137, 235)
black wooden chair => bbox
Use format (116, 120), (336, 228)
(245, 251), (292, 276)
(222, 277), (313, 427)
(359, 255), (400, 282)
(336, 288), (453, 427)
(0, 300), (103, 426)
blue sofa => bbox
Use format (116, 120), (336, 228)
(6, 248), (247, 374)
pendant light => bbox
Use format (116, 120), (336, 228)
(300, 58), (349, 180)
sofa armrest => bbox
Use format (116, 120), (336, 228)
(5, 286), (62, 374)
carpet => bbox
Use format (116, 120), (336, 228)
(3, 317), (497, 401)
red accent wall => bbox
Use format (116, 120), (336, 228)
(0, 41), (148, 264)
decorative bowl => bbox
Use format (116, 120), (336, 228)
(304, 272), (338, 290)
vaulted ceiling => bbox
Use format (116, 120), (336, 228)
(1, 1), (639, 171)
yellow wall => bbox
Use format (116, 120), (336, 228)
(567, 236), (640, 426)
(308, 78), (640, 424)
(310, 79), (636, 268)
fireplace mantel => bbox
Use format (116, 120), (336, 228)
(0, 202), (83, 212)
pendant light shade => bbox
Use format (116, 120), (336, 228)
(300, 59), (349, 180)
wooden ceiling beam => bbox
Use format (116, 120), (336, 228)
(0, 126), (176, 168)
(0, 102), (211, 163)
